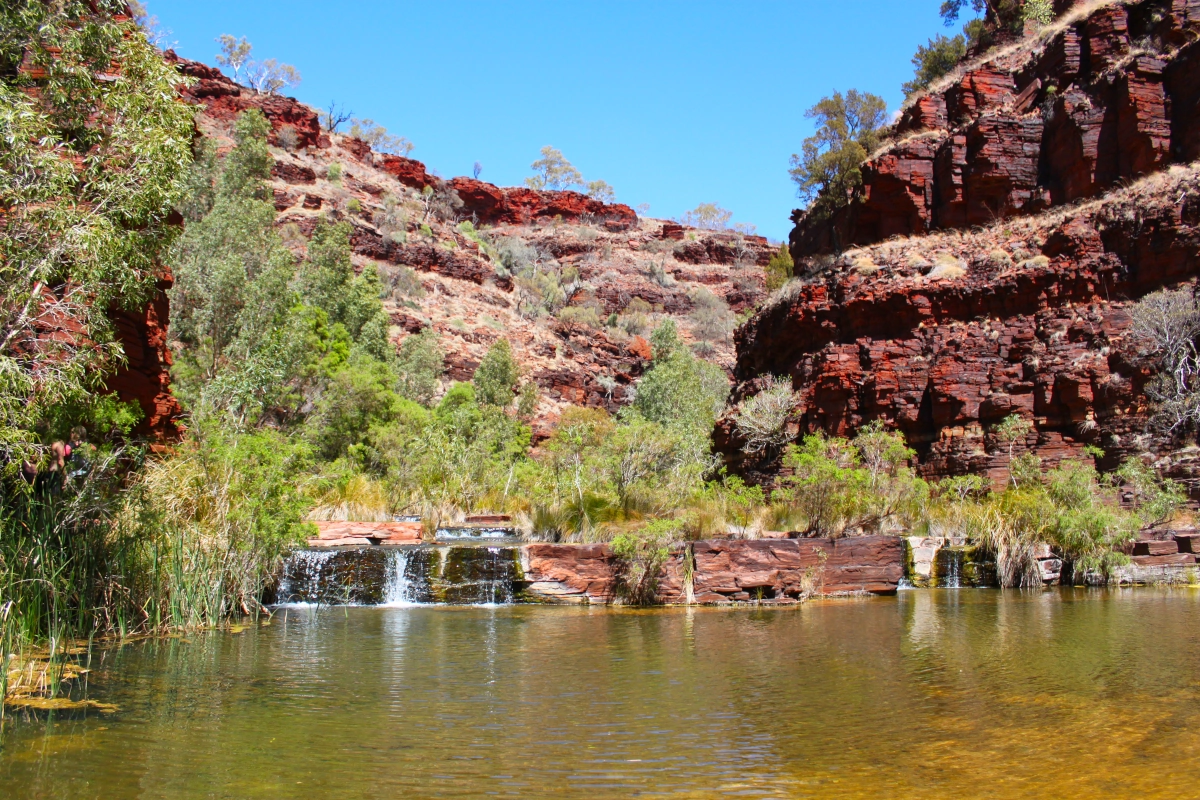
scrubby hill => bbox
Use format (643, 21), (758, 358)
(721, 0), (1200, 488)
(167, 54), (774, 434)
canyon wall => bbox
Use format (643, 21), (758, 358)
(721, 0), (1200, 486)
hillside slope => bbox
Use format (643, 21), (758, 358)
(168, 54), (773, 434)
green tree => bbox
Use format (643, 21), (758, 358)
(396, 329), (445, 407)
(903, 34), (968, 97)
(307, 354), (402, 461)
(215, 34), (253, 81)
(473, 339), (521, 407)
(940, 0), (1027, 45)
(348, 118), (414, 156)
(586, 180), (616, 203)
(681, 203), (733, 230)
(634, 321), (729, 435)
(298, 221), (391, 360)
(789, 90), (887, 215)
(0, 1), (194, 470)
(765, 244), (795, 293)
(170, 110), (298, 394)
(525, 146), (584, 191)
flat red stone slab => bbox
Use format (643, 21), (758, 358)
(310, 521), (423, 545)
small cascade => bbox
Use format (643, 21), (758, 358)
(275, 544), (523, 606)
(436, 526), (514, 540)
(934, 547), (964, 588)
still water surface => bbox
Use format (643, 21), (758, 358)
(3, 589), (1200, 798)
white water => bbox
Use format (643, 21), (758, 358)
(275, 549), (340, 604)
(381, 549), (423, 607)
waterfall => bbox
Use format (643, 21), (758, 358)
(275, 545), (523, 606)
(934, 547), (965, 588)
(382, 549), (420, 606)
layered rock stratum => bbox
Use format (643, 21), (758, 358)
(719, 0), (1200, 487)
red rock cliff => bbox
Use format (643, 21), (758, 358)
(723, 0), (1200, 487)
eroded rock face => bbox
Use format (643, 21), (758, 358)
(728, 1), (1200, 487)
(791, 0), (1200, 257)
(722, 162), (1200, 485)
(519, 536), (905, 603)
(108, 275), (182, 442)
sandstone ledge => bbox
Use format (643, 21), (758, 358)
(519, 536), (905, 604)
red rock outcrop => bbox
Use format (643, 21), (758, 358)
(166, 52), (324, 149)
(108, 276), (182, 442)
(722, 162), (1200, 485)
(791, 0), (1200, 257)
(519, 536), (905, 603)
(724, 1), (1200, 488)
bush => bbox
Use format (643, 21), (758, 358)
(777, 423), (928, 536)
(634, 321), (729, 435)
(735, 375), (797, 453)
(473, 339), (520, 407)
(1126, 288), (1200, 437)
(396, 329), (444, 407)
(765, 245), (794, 293)
(689, 288), (736, 343)
(611, 519), (682, 605)
(558, 304), (604, 329)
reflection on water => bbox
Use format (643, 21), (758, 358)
(3, 589), (1200, 798)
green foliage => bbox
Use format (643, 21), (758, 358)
(903, 34), (968, 96)
(474, 339), (520, 407)
(1111, 458), (1186, 526)
(517, 381), (540, 419)
(611, 519), (681, 605)
(171, 111), (297, 397)
(0, 2), (194, 470)
(395, 329), (445, 407)
(765, 245), (795, 293)
(1023, 0), (1054, 26)
(306, 353), (403, 461)
(789, 90), (887, 216)
(298, 220), (391, 360)
(777, 425), (928, 537)
(634, 322), (729, 436)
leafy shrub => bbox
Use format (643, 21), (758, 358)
(348, 118), (413, 156)
(611, 519), (682, 605)
(735, 375), (797, 453)
(634, 322), (729, 435)
(396, 329), (444, 407)
(474, 339), (520, 407)
(689, 288), (735, 343)
(777, 423), (928, 537)
(765, 245), (794, 293)
(558, 305), (604, 329)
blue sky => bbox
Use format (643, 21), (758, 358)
(147, 1), (961, 242)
